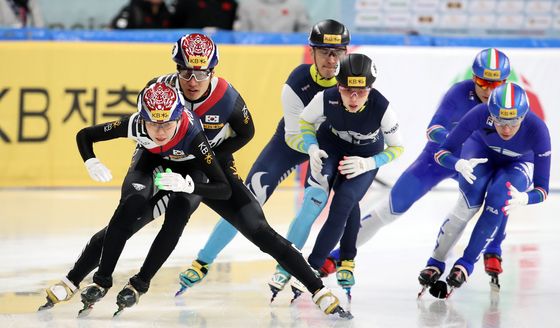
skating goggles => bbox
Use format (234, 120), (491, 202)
(314, 47), (347, 58)
(491, 115), (525, 127)
(145, 120), (178, 131)
(178, 69), (212, 82)
(338, 85), (371, 98)
(474, 76), (506, 90)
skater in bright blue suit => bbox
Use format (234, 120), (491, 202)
(327, 48), (514, 280)
(420, 82), (551, 294)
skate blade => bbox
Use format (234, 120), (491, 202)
(77, 305), (94, 318)
(332, 306), (353, 320)
(37, 298), (55, 311)
(417, 286), (428, 299)
(269, 286), (281, 303)
(113, 305), (126, 318)
(289, 288), (303, 304)
(490, 275), (501, 293)
(343, 288), (352, 303)
(175, 286), (187, 297)
(445, 287), (456, 299)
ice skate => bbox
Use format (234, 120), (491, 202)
(484, 254), (502, 292)
(175, 260), (209, 296)
(289, 278), (306, 303)
(312, 287), (353, 319)
(268, 265), (290, 303)
(417, 266), (441, 299)
(38, 277), (78, 311)
(114, 283), (143, 317)
(336, 260), (355, 302)
(77, 283), (107, 317)
(319, 256), (337, 277)
(445, 265), (468, 299)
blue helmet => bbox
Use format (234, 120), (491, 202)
(488, 82), (530, 125)
(308, 19), (350, 48)
(472, 48), (510, 81)
(139, 82), (184, 123)
(172, 33), (219, 70)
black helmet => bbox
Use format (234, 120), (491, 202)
(336, 53), (377, 88)
(308, 19), (350, 48)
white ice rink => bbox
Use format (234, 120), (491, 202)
(0, 188), (559, 328)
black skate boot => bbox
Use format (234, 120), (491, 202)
(114, 283), (143, 317)
(484, 254), (503, 292)
(445, 265), (468, 298)
(417, 266), (441, 299)
(78, 283), (108, 317)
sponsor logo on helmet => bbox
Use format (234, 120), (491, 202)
(483, 69), (501, 80)
(323, 34), (341, 44)
(188, 55), (208, 66)
(499, 108), (517, 118)
(182, 34), (214, 69)
(347, 77), (366, 87)
(143, 82), (177, 121)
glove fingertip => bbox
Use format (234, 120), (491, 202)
(505, 181), (511, 188)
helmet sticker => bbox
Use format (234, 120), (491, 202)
(323, 34), (342, 44)
(181, 34), (214, 68)
(143, 83), (177, 121)
(499, 108), (518, 118)
(347, 77), (366, 87)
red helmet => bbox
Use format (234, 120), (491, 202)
(139, 82), (183, 123)
(172, 33), (219, 70)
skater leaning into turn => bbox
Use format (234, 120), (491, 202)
(59, 81), (231, 316)
(177, 19), (350, 297)
(291, 52), (403, 301)
(323, 48), (515, 292)
(40, 33), (352, 319)
(420, 82), (550, 298)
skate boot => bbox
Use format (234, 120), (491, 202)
(319, 256), (337, 277)
(175, 259), (209, 296)
(268, 265), (290, 303)
(484, 254), (502, 292)
(336, 260), (355, 302)
(312, 287), (353, 319)
(114, 283), (143, 317)
(289, 278), (306, 303)
(445, 265), (468, 298)
(417, 266), (441, 299)
(38, 277), (78, 311)
(78, 283), (108, 317)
